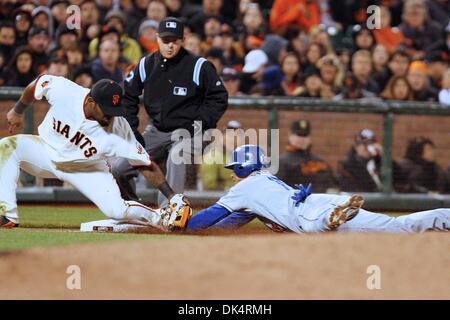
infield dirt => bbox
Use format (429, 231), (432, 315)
(0, 232), (448, 299)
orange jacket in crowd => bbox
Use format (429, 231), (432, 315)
(270, 0), (321, 33)
(373, 27), (405, 53)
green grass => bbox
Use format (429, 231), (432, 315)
(18, 206), (105, 228)
(0, 206), (188, 251)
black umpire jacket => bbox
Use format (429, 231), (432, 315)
(122, 47), (228, 146)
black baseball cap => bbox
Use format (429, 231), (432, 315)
(90, 79), (125, 116)
(48, 50), (68, 65)
(291, 119), (311, 136)
(158, 17), (184, 39)
(28, 27), (50, 38)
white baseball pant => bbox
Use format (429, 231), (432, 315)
(296, 194), (450, 233)
(0, 134), (162, 227)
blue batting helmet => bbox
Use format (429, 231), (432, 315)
(225, 144), (268, 178)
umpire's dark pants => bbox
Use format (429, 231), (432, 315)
(111, 123), (205, 206)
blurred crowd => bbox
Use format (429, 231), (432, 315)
(1, 0), (450, 193)
(199, 119), (450, 194)
(0, 0), (449, 105)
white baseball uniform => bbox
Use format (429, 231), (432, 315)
(217, 170), (450, 233)
(0, 75), (163, 227)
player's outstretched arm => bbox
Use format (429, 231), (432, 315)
(138, 162), (176, 200)
(6, 78), (39, 134)
(186, 204), (232, 231)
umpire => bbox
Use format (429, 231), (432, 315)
(112, 17), (228, 205)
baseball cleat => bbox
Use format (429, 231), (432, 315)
(328, 195), (364, 229)
(0, 215), (19, 228)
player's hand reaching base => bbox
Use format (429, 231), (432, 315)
(161, 194), (192, 231)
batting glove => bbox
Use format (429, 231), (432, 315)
(291, 183), (312, 207)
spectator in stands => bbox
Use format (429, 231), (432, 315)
(333, 72), (377, 100)
(212, 24), (245, 69)
(80, 0), (101, 44)
(221, 66), (242, 96)
(336, 129), (384, 192)
(375, 49), (412, 92)
(0, 0), (20, 23)
(270, 0), (320, 36)
(125, 0), (151, 38)
(91, 24), (120, 52)
(237, 2), (266, 51)
(72, 64), (94, 88)
(260, 64), (286, 96)
(351, 49), (380, 94)
(373, 5), (405, 54)
(89, 10), (142, 64)
(261, 34), (289, 66)
(184, 33), (202, 56)
(294, 66), (333, 98)
(316, 54), (344, 95)
(277, 119), (337, 193)
(239, 49), (268, 94)
(138, 19), (159, 54)
(1, 46), (36, 87)
(351, 24), (375, 52)
(336, 47), (351, 72)
(91, 39), (123, 84)
(438, 67), (450, 106)
(426, 0), (450, 29)
(426, 51), (450, 90)
(13, 8), (32, 47)
(371, 44), (390, 86)
(164, 0), (186, 17)
(407, 60), (438, 101)
(49, 0), (69, 30)
(146, 0), (168, 23)
(65, 45), (86, 71)
(80, 0), (101, 27)
(399, 0), (444, 60)
(31, 6), (54, 38)
(46, 51), (70, 77)
(205, 47), (226, 75)
(308, 25), (335, 55)
(381, 75), (414, 101)
(300, 41), (326, 72)
(96, 0), (114, 21)
(53, 24), (79, 52)
(27, 27), (51, 74)
(200, 120), (244, 191)
(0, 23), (16, 62)
(190, 0), (224, 36)
(281, 52), (301, 96)
(200, 16), (222, 53)
(399, 137), (449, 193)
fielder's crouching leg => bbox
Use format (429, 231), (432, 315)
(99, 200), (163, 229)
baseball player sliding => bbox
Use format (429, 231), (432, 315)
(186, 145), (450, 233)
(1, 75), (191, 230)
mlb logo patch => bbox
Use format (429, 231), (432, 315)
(166, 21), (177, 28)
(173, 87), (187, 96)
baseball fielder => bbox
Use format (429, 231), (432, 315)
(186, 145), (450, 233)
(1, 75), (191, 230)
